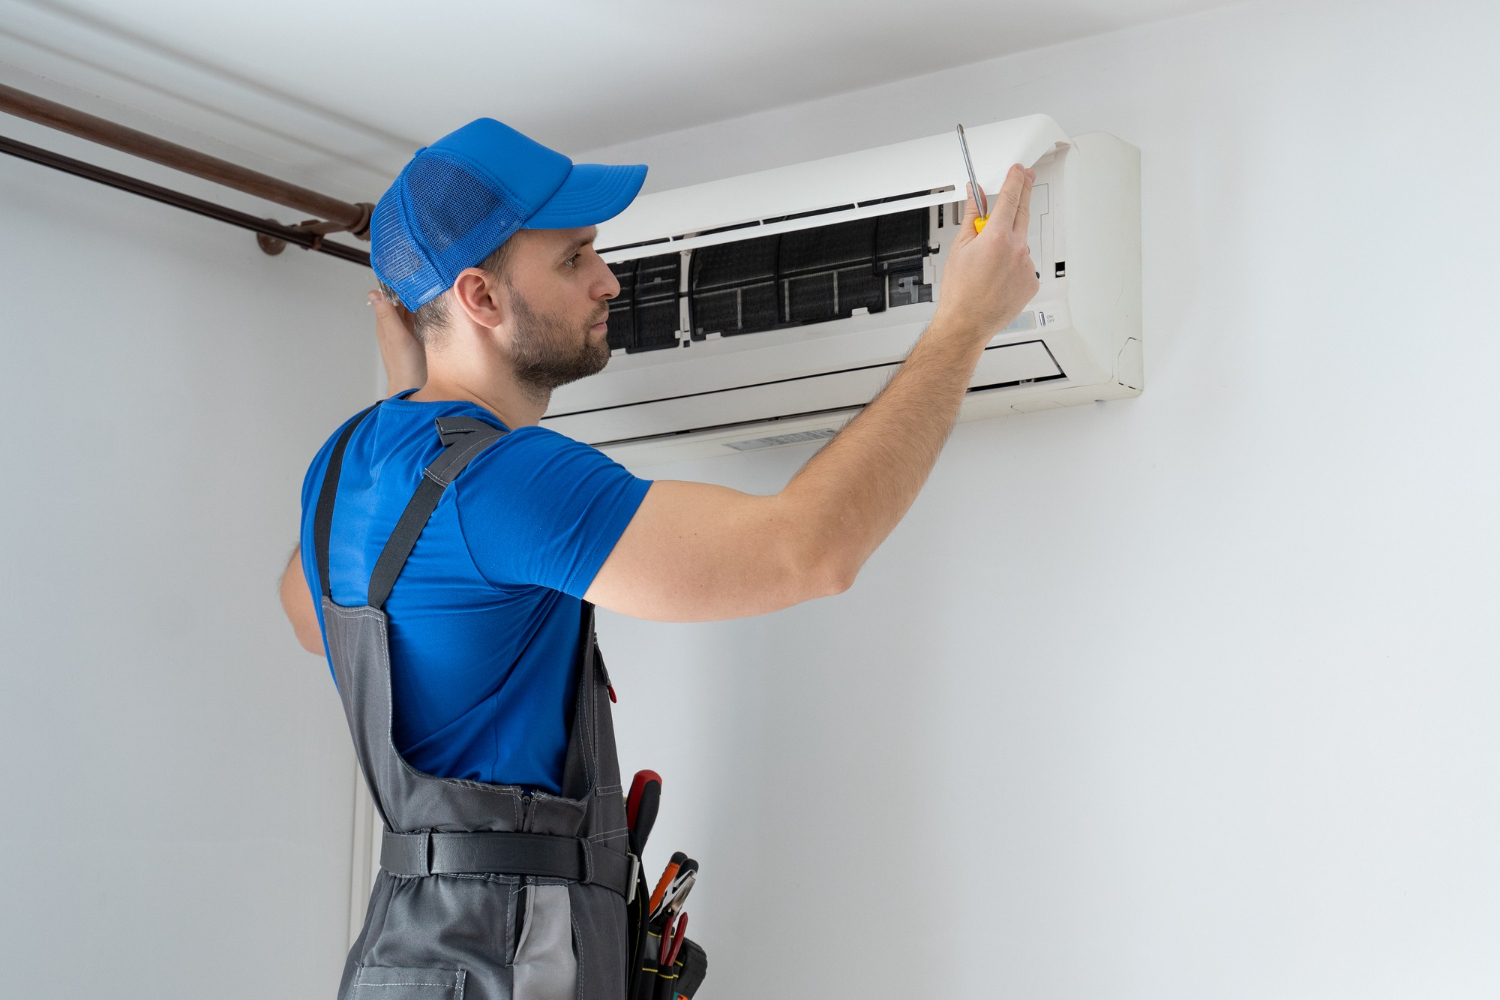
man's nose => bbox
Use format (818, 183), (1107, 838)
(595, 256), (621, 300)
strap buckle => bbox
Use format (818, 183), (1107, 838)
(577, 837), (596, 885)
(418, 830), (433, 877)
(626, 853), (641, 904)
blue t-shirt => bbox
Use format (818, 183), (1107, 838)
(298, 389), (651, 794)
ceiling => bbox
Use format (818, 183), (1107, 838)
(2, 0), (1245, 203)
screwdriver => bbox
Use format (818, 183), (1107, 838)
(955, 124), (989, 233)
(626, 769), (662, 858)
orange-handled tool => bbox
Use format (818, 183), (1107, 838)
(955, 124), (989, 233)
(649, 851), (686, 916)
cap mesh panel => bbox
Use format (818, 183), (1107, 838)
(407, 157), (506, 256)
(372, 155), (531, 309)
(370, 188), (430, 287)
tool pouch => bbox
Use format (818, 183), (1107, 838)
(627, 868), (707, 1000)
(629, 922), (706, 1000)
(624, 769), (707, 1000)
(652, 939), (707, 1000)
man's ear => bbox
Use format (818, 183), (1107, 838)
(451, 267), (507, 329)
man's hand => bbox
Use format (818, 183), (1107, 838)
(370, 289), (426, 396)
(932, 166), (1038, 340)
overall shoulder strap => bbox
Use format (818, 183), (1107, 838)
(313, 402), (380, 600)
(365, 415), (508, 610)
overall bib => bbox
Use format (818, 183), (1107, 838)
(314, 406), (634, 1000)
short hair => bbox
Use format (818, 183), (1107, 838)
(376, 239), (514, 348)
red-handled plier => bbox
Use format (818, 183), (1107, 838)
(659, 910), (688, 968)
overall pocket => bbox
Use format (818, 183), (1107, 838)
(349, 965), (467, 1000)
(512, 883), (579, 1000)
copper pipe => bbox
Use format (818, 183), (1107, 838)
(0, 83), (373, 239)
(0, 133), (370, 267)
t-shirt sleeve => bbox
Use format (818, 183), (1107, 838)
(454, 427), (652, 597)
(296, 412), (363, 649)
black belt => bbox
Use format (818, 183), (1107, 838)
(381, 829), (638, 899)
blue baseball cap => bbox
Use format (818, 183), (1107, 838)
(370, 118), (647, 309)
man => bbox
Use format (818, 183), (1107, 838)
(279, 117), (1036, 1000)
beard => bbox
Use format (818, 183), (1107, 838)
(503, 283), (611, 398)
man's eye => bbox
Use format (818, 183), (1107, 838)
(565, 253), (581, 267)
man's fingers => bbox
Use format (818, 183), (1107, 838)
(960, 183), (983, 223)
(1012, 168), (1034, 237)
(951, 183), (981, 247)
(369, 289), (417, 335)
(992, 163), (1029, 230)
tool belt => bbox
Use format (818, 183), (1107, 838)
(380, 829), (636, 897)
(378, 774), (710, 1000)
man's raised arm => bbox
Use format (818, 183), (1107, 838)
(585, 165), (1038, 622)
(277, 292), (422, 654)
(280, 546), (324, 654)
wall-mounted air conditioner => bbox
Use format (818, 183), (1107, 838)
(541, 114), (1141, 467)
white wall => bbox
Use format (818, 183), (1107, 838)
(582, 1), (1500, 997)
(0, 119), (378, 995)
(4, 1), (1496, 996)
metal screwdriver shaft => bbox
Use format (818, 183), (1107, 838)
(956, 124), (989, 232)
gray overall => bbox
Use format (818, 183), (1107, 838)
(313, 406), (635, 1000)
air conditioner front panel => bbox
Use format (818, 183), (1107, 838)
(545, 340), (1062, 446)
(550, 294), (1062, 420)
(553, 303), (942, 413)
(582, 367), (1142, 468)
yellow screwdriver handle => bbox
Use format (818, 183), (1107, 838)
(973, 215), (988, 234)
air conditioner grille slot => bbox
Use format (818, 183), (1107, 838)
(678, 206), (933, 341)
(607, 253), (683, 353)
(780, 218), (878, 276)
(694, 234), (778, 291)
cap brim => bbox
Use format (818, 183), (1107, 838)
(524, 162), (647, 230)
